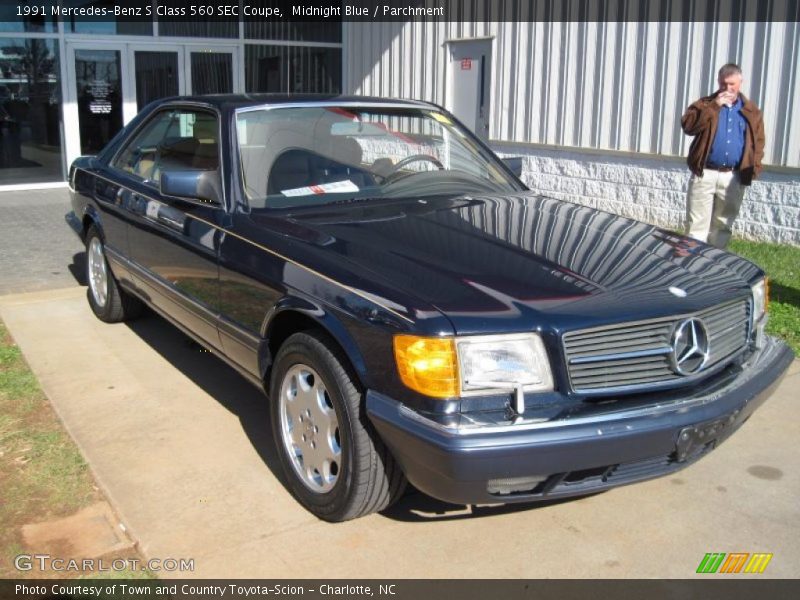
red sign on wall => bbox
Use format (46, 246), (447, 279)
(461, 58), (472, 70)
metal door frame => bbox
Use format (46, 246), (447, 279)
(64, 41), (134, 166)
(127, 44), (187, 111)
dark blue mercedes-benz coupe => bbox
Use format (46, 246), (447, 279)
(66, 95), (793, 521)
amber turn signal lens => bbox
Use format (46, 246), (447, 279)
(393, 335), (459, 398)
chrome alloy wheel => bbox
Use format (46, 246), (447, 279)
(87, 237), (108, 308)
(278, 364), (342, 493)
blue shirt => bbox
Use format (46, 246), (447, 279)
(706, 96), (747, 169)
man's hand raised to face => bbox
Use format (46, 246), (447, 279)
(715, 90), (737, 107)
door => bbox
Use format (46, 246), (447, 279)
(65, 43), (135, 161)
(128, 45), (186, 112)
(65, 43), (242, 167)
(66, 43), (188, 166)
(187, 46), (240, 95)
(110, 106), (225, 351)
(446, 39), (493, 141)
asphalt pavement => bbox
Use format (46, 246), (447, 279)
(0, 188), (85, 295)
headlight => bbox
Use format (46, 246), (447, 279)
(751, 277), (768, 322)
(457, 334), (553, 394)
(393, 333), (553, 399)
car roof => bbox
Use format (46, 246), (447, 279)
(156, 94), (437, 112)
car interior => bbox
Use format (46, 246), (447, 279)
(239, 111), (377, 203)
(117, 111), (220, 186)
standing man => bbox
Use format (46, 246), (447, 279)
(681, 63), (765, 249)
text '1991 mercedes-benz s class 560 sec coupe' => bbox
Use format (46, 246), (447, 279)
(66, 95), (793, 521)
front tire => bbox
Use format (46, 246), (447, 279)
(85, 225), (143, 323)
(270, 331), (406, 521)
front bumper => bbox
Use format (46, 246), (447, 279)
(367, 335), (793, 505)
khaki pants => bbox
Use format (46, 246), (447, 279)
(684, 169), (746, 249)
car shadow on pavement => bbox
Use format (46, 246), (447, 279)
(124, 313), (288, 488)
(68, 252), (87, 286)
(381, 488), (601, 522)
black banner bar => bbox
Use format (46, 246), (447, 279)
(2, 0), (800, 23)
(2, 580), (800, 600)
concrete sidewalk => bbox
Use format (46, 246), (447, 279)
(1, 287), (798, 578)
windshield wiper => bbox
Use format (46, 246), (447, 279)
(327, 196), (383, 205)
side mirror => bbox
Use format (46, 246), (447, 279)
(160, 170), (222, 207)
(502, 157), (523, 178)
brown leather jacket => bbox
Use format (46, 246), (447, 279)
(681, 92), (765, 186)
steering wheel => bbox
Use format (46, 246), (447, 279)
(380, 154), (444, 183)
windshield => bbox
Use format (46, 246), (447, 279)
(236, 105), (523, 209)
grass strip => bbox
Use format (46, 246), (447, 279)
(729, 239), (800, 356)
(0, 321), (151, 579)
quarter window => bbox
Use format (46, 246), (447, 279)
(112, 109), (219, 187)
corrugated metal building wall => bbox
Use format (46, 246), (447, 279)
(344, 19), (800, 167)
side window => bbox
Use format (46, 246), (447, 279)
(112, 109), (219, 187)
(113, 110), (176, 183)
(157, 111), (219, 174)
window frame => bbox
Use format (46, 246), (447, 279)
(108, 103), (225, 205)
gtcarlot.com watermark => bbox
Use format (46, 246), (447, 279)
(14, 553), (194, 573)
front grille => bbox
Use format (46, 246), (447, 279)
(563, 299), (751, 394)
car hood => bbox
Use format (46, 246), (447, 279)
(251, 192), (760, 335)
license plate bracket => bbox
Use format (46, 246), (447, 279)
(674, 410), (741, 462)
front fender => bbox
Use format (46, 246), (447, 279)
(82, 203), (103, 238)
(260, 294), (372, 389)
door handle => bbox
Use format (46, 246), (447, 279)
(155, 204), (187, 233)
(141, 197), (187, 233)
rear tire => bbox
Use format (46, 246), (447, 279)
(270, 331), (406, 521)
(85, 225), (143, 323)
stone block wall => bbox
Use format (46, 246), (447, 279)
(493, 144), (800, 246)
